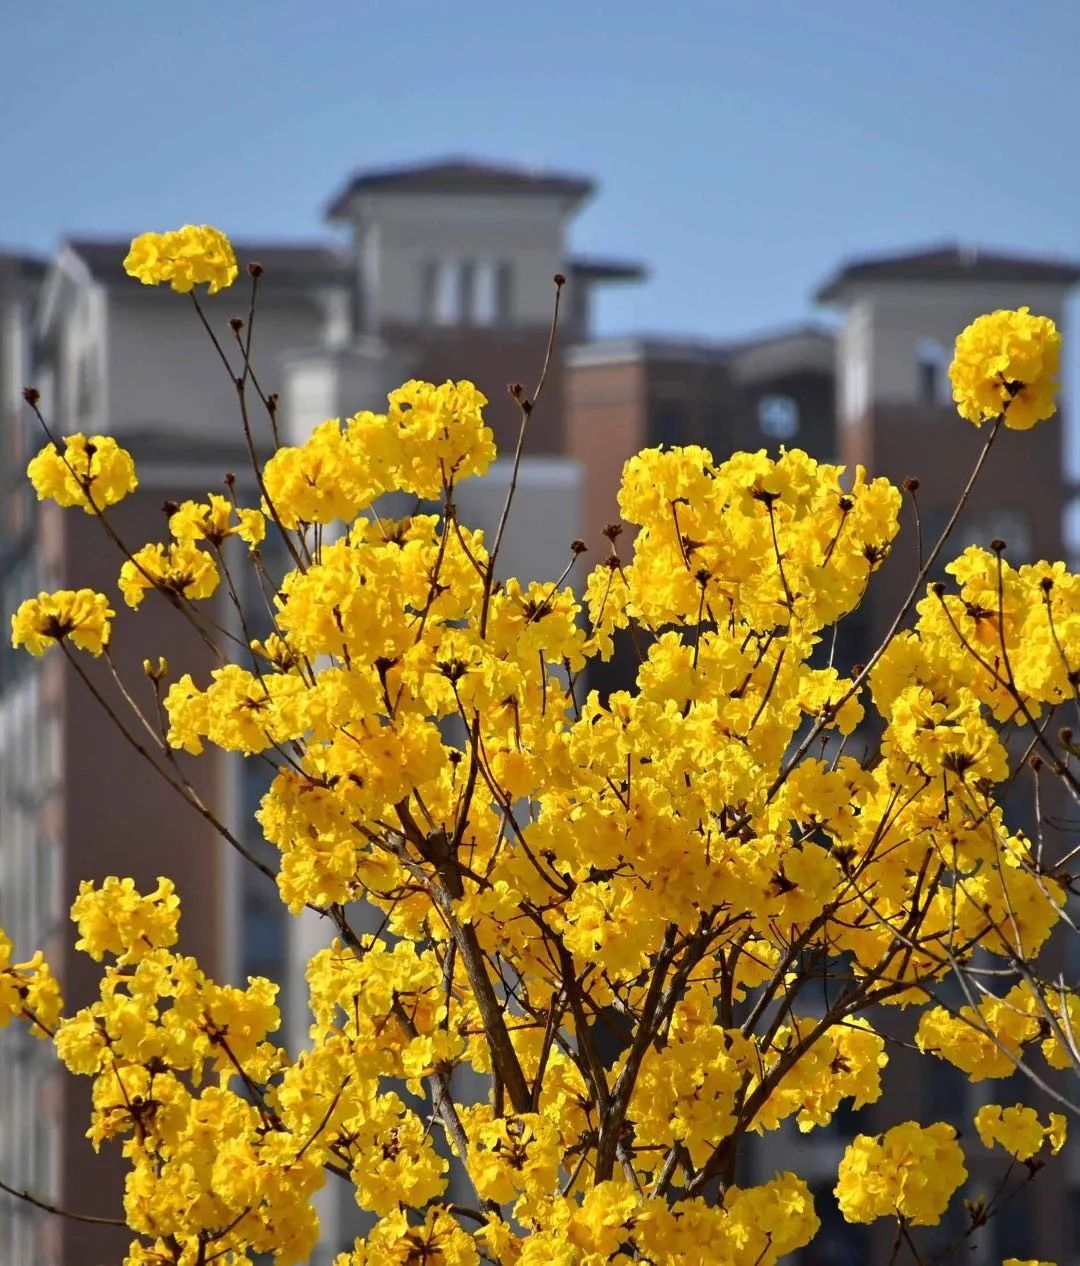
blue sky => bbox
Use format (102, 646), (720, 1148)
(4, 1), (1080, 342)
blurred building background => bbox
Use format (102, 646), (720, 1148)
(1, 157), (1078, 1264)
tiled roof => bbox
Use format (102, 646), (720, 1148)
(326, 157), (595, 218)
(817, 243), (1080, 301)
(0, 249), (47, 282)
(66, 238), (348, 287)
(568, 254), (647, 283)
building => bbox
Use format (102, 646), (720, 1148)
(566, 324), (836, 552)
(0, 235), (348, 1266)
(0, 246), (53, 1266)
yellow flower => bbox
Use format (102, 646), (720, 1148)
(949, 307), (1060, 430)
(27, 433), (137, 512)
(974, 1103), (1067, 1161)
(835, 1121), (967, 1226)
(336, 1206), (479, 1266)
(386, 379), (495, 498)
(168, 494), (265, 548)
(118, 541), (219, 609)
(12, 589), (113, 655)
(0, 933), (62, 1038)
(124, 225), (238, 294)
(71, 876), (181, 964)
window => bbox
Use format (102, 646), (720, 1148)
(758, 394), (800, 441)
(458, 259), (476, 324)
(435, 260), (458, 324)
(495, 261), (514, 323)
(843, 355), (868, 425)
(917, 337), (952, 406)
(420, 259), (438, 323)
(981, 506), (1034, 562)
(1065, 495), (1080, 569)
(421, 258), (461, 324)
(474, 261), (498, 325)
(651, 402), (686, 448)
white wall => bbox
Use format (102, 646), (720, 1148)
(104, 289), (337, 440)
(351, 191), (570, 331)
(455, 455), (584, 589)
(835, 280), (1070, 420)
(280, 341), (419, 444)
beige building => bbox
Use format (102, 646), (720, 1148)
(1, 236), (346, 1266)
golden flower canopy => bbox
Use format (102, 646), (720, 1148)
(2, 226), (1077, 1266)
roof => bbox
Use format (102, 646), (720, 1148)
(65, 238), (348, 288)
(568, 254), (647, 284)
(816, 243), (1080, 301)
(567, 335), (734, 368)
(326, 157), (595, 219)
(724, 321), (833, 356)
(725, 323), (835, 384)
(566, 322), (833, 370)
(0, 249), (47, 283)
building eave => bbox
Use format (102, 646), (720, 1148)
(325, 157), (596, 221)
(816, 242), (1080, 304)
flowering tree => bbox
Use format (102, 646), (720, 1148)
(1, 225), (1078, 1266)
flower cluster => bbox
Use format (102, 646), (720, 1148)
(834, 1122), (967, 1225)
(71, 876), (181, 964)
(119, 540), (220, 609)
(28, 432), (137, 512)
(168, 493), (266, 549)
(11, 588), (114, 656)
(974, 1103), (1067, 1162)
(949, 305), (1061, 430)
(0, 930), (61, 1037)
(260, 381), (495, 529)
(123, 224), (239, 294)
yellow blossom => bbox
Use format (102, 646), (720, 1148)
(974, 1103), (1067, 1161)
(71, 876), (181, 964)
(12, 589), (113, 655)
(119, 540), (219, 608)
(124, 225), (238, 294)
(27, 433), (137, 512)
(949, 307), (1060, 430)
(835, 1122), (967, 1226)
